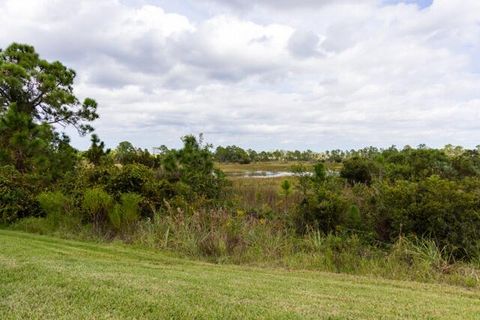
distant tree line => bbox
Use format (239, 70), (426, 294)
(213, 144), (480, 165)
(214, 146), (321, 163)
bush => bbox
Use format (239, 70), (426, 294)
(295, 186), (348, 234)
(82, 188), (113, 231)
(340, 156), (377, 185)
(106, 164), (154, 196)
(109, 193), (143, 233)
(0, 166), (41, 224)
(375, 176), (480, 259)
(37, 191), (73, 228)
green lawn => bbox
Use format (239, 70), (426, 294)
(1, 230), (479, 319)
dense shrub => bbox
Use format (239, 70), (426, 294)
(109, 193), (143, 233)
(340, 156), (377, 185)
(296, 186), (348, 234)
(82, 188), (113, 231)
(37, 191), (73, 228)
(0, 166), (40, 224)
(375, 176), (480, 259)
(106, 163), (154, 196)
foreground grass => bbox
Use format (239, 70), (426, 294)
(1, 230), (479, 319)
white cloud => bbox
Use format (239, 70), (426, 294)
(198, 0), (367, 11)
(1, 0), (479, 150)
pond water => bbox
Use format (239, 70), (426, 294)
(228, 171), (313, 178)
(227, 170), (338, 179)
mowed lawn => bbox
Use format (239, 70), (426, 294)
(0, 230), (479, 319)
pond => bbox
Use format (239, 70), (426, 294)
(227, 171), (312, 178)
(227, 170), (338, 179)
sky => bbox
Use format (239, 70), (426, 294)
(1, 0), (479, 151)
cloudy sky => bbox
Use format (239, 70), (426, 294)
(1, 0), (479, 151)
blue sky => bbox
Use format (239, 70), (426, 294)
(1, 0), (479, 151)
(383, 0), (433, 9)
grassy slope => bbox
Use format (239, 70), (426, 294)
(1, 230), (479, 320)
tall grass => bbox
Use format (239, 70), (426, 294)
(228, 177), (302, 215)
(11, 202), (480, 288)
(134, 205), (294, 263)
(128, 205), (480, 288)
(109, 193), (143, 236)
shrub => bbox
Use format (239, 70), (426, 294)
(37, 191), (73, 228)
(340, 156), (377, 185)
(0, 166), (40, 224)
(295, 186), (348, 234)
(82, 188), (113, 231)
(375, 176), (480, 259)
(106, 164), (153, 196)
(109, 193), (143, 233)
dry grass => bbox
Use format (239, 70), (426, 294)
(227, 176), (302, 213)
(216, 161), (313, 173)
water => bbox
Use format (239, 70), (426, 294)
(228, 170), (338, 179)
(228, 171), (313, 178)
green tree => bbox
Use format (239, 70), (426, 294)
(291, 163), (311, 198)
(162, 135), (227, 201)
(84, 134), (110, 166)
(312, 162), (327, 184)
(114, 141), (136, 164)
(215, 145), (250, 164)
(0, 43), (98, 135)
(0, 104), (52, 172)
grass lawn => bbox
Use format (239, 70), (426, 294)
(1, 230), (479, 319)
